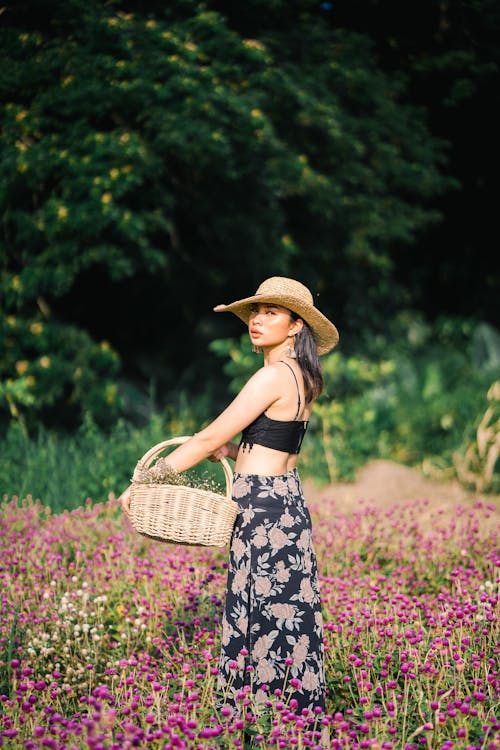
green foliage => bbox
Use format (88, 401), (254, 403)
(0, 312), (121, 430)
(209, 336), (260, 394)
(211, 316), (500, 486)
(0, 417), (140, 513)
(1, 316), (497, 513)
(0, 0), (455, 428)
(0, 385), (218, 513)
(453, 380), (500, 493)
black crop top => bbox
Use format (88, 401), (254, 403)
(240, 361), (308, 454)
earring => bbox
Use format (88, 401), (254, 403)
(253, 345), (263, 354)
(285, 337), (297, 359)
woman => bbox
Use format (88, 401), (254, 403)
(120, 276), (339, 720)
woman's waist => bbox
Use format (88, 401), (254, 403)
(233, 467), (301, 482)
(234, 443), (298, 476)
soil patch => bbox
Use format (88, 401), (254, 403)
(304, 460), (500, 529)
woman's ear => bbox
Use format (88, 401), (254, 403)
(290, 317), (304, 336)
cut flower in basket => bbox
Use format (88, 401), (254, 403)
(132, 456), (225, 494)
(132, 456), (182, 485)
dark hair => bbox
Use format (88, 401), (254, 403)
(291, 315), (323, 403)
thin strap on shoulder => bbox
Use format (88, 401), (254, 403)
(279, 360), (302, 420)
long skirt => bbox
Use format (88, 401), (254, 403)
(217, 469), (326, 717)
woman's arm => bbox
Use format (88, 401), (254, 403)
(154, 365), (284, 471)
(119, 365), (283, 513)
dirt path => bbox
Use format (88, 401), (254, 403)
(303, 459), (500, 528)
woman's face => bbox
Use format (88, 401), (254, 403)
(248, 303), (302, 349)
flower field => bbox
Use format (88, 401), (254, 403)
(0, 491), (498, 749)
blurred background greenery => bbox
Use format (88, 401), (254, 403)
(1, 0), (499, 509)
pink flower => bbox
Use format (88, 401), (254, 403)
(233, 477), (251, 498)
(268, 527), (289, 550)
(237, 614), (248, 635)
(231, 567), (248, 594)
(256, 658), (277, 684)
(299, 577), (315, 603)
(297, 529), (310, 551)
(253, 532), (268, 549)
(242, 507), (255, 525)
(231, 537), (246, 560)
(293, 634), (310, 666)
(255, 576), (272, 596)
(271, 602), (296, 620)
(252, 635), (269, 659)
(221, 614), (233, 646)
(303, 551), (313, 574)
(302, 670), (319, 691)
(276, 560), (291, 583)
(280, 512), (295, 528)
(273, 478), (289, 496)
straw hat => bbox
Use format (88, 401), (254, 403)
(214, 276), (339, 355)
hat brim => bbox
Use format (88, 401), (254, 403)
(214, 293), (339, 355)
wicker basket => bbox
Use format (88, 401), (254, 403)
(128, 436), (237, 547)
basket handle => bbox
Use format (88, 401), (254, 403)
(136, 435), (233, 500)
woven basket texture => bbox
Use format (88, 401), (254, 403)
(129, 436), (237, 547)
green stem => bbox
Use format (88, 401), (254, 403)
(2, 608), (19, 698)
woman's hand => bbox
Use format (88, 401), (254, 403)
(208, 442), (237, 462)
(118, 484), (132, 516)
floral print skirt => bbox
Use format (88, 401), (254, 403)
(217, 469), (325, 717)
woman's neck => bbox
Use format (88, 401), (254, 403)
(263, 344), (292, 366)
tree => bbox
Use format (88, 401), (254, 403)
(316, 0), (500, 325)
(0, 0), (453, 427)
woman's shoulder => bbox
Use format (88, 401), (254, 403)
(252, 361), (297, 379)
(247, 363), (283, 385)
(248, 362), (305, 398)
(243, 362), (292, 393)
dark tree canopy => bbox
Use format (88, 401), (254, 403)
(0, 0), (497, 427)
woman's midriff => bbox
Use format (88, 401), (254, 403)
(233, 442), (298, 476)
